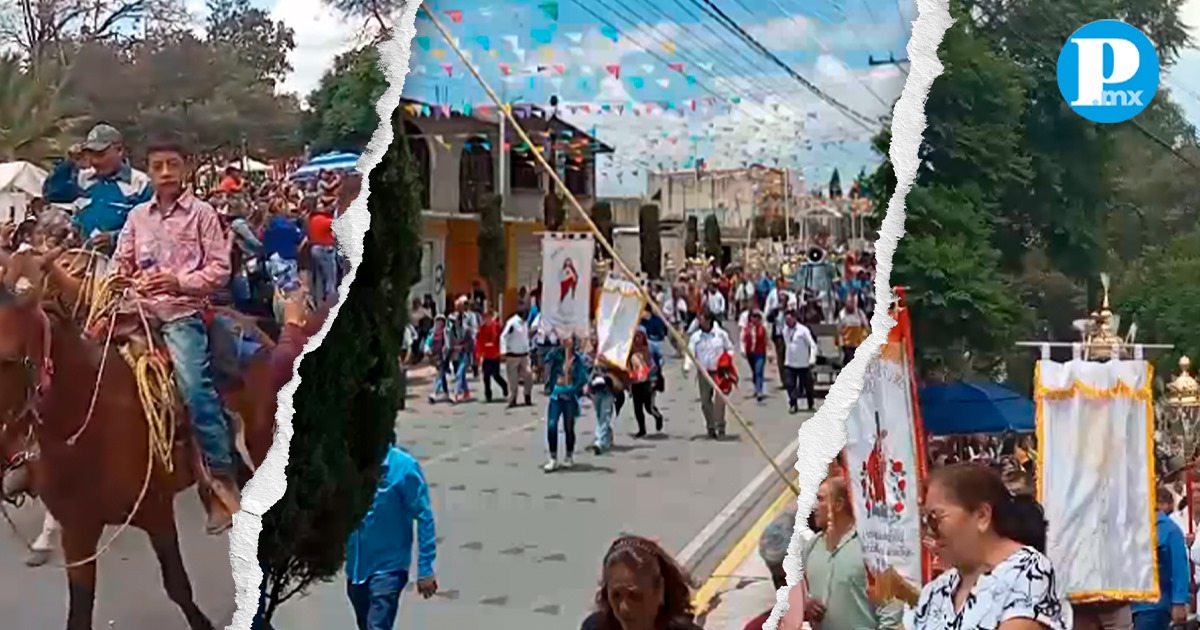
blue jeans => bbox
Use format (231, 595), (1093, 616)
(347, 570), (408, 630)
(547, 396), (579, 458)
(310, 244), (338, 305)
(453, 354), (469, 397)
(431, 356), (450, 400)
(161, 315), (231, 473)
(747, 353), (766, 396)
(592, 390), (614, 452)
(1132, 609), (1170, 630)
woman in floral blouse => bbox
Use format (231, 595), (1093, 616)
(906, 463), (1072, 630)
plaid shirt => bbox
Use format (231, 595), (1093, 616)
(113, 192), (231, 323)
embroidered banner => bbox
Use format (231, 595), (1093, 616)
(1036, 359), (1157, 603)
(844, 288), (927, 598)
(540, 233), (594, 339)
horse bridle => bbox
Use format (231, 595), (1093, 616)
(0, 286), (54, 506)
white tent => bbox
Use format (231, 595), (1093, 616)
(0, 161), (48, 224)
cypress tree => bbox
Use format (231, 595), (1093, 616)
(478, 193), (506, 304)
(703, 214), (722, 262)
(638, 203), (661, 279)
(256, 111), (421, 622)
(685, 215), (698, 258)
(592, 201), (613, 259)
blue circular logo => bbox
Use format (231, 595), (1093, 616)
(1056, 20), (1159, 123)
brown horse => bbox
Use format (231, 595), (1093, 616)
(0, 247), (279, 630)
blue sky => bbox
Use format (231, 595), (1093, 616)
(397, 0), (914, 195)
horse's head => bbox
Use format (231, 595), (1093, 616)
(0, 248), (59, 454)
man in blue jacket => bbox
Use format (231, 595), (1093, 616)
(1132, 486), (1191, 630)
(345, 442), (438, 630)
(42, 123), (152, 253)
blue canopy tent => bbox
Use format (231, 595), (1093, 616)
(918, 382), (1035, 436)
(289, 151), (360, 180)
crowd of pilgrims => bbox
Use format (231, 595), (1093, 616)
(402, 253), (878, 471)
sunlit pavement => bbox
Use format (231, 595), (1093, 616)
(274, 351), (814, 630)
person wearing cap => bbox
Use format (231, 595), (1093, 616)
(744, 510), (803, 630)
(43, 123), (152, 253)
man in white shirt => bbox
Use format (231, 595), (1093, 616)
(782, 310), (818, 413)
(704, 286), (727, 324)
(687, 312), (735, 439)
(501, 307), (533, 407)
(765, 283), (796, 385)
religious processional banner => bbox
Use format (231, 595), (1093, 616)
(540, 233), (594, 339)
(1036, 359), (1157, 603)
(595, 275), (644, 368)
(843, 287), (929, 597)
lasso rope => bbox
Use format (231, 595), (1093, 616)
(0, 249), (181, 567)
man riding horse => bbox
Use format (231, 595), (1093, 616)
(4, 134), (242, 535)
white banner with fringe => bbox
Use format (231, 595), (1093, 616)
(1036, 359), (1157, 603)
(595, 275), (645, 368)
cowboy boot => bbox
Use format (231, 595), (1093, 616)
(203, 473), (242, 536)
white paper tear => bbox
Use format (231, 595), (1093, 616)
(761, 1), (953, 629)
(226, 4), (424, 628)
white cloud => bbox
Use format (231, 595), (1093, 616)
(269, 0), (365, 99)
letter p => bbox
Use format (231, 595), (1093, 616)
(1069, 37), (1140, 106)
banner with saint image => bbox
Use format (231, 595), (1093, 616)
(540, 233), (594, 339)
(595, 276), (645, 368)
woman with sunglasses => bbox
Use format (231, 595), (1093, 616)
(907, 463), (1072, 630)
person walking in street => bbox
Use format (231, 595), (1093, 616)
(837, 293), (870, 367)
(425, 314), (452, 404)
(764, 280), (795, 387)
(801, 476), (902, 630)
(543, 334), (588, 472)
(501, 306), (534, 407)
(629, 330), (665, 437)
(580, 535), (704, 630)
(475, 309), (508, 403)
(345, 442), (438, 630)
(782, 310), (818, 414)
(447, 296), (474, 402)
(306, 200), (338, 305)
(687, 312), (735, 440)
(589, 355), (624, 455)
(1131, 486), (1191, 630)
(741, 310), (768, 402)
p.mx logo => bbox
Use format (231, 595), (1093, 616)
(1056, 20), (1160, 123)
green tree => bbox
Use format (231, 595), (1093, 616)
(639, 203), (662, 279)
(0, 54), (83, 164)
(1118, 228), (1200, 375)
(684, 215), (698, 258)
(257, 112), (422, 622)
(478, 194), (506, 303)
(703, 214), (722, 262)
(205, 0), (296, 83)
(303, 46), (388, 153)
(828, 168), (842, 198)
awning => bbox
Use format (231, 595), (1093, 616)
(290, 152), (361, 179)
(918, 381), (1035, 435)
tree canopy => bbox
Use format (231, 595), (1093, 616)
(870, 0), (1200, 383)
(303, 46), (389, 153)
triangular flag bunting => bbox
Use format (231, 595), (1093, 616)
(532, 28), (553, 45)
(657, 78), (670, 88)
(499, 63), (511, 75)
(416, 36), (431, 50)
(444, 10), (462, 23)
(566, 32), (584, 43)
(441, 63), (453, 77)
(629, 76), (644, 88)
(605, 64), (620, 78)
(662, 41), (676, 55)
(475, 35), (491, 50)
(668, 62), (684, 73)
(600, 25), (619, 42)
(686, 75), (697, 85)
(431, 49), (446, 59)
(538, 1), (559, 20)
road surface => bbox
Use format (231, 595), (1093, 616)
(0, 351), (813, 630)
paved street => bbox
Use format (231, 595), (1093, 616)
(0, 350), (813, 630)
(274, 352), (812, 630)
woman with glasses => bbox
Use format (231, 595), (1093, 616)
(906, 463), (1071, 630)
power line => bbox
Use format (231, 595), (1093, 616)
(690, 0), (879, 131)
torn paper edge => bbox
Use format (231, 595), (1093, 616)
(225, 4), (424, 629)
(761, 1), (953, 628)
